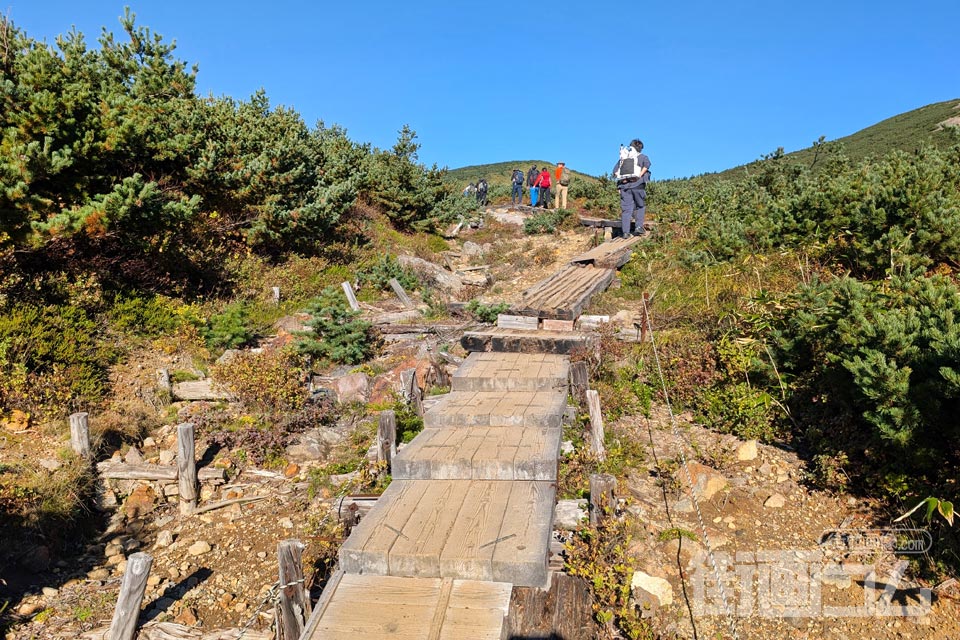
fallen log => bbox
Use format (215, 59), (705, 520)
(97, 462), (225, 484)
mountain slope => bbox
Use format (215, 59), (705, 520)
(444, 160), (599, 187)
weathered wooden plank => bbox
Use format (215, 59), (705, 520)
(424, 391), (566, 430)
(96, 462), (224, 483)
(70, 412), (92, 459)
(569, 235), (643, 269)
(438, 483), (510, 584)
(338, 480), (421, 575)
(341, 281), (360, 311)
(496, 314), (539, 330)
(589, 473), (617, 526)
(491, 481), (555, 587)
(107, 552), (153, 640)
(276, 540), (310, 640)
(508, 574), (594, 640)
(389, 481), (471, 578)
(177, 423), (197, 515)
(515, 265), (615, 320)
(541, 319), (575, 332)
(586, 390), (606, 462)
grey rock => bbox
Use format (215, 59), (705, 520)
(38, 458), (62, 471)
(554, 499), (588, 530)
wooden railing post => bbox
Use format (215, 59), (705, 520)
(276, 539), (311, 640)
(378, 410), (397, 470)
(569, 361), (589, 406)
(589, 474), (617, 527)
(401, 368), (423, 417)
(177, 423), (197, 515)
(70, 412), (91, 459)
(107, 552), (153, 640)
(586, 390), (605, 462)
(341, 281), (360, 311)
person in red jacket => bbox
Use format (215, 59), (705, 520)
(534, 167), (552, 208)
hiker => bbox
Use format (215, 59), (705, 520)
(527, 165), (539, 207)
(613, 139), (651, 238)
(554, 161), (570, 209)
(535, 167), (551, 208)
(463, 183), (476, 197)
(510, 168), (524, 206)
(476, 178), (489, 206)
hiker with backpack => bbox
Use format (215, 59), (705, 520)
(476, 178), (489, 206)
(527, 165), (539, 207)
(510, 168), (524, 206)
(612, 139), (651, 238)
(535, 167), (551, 208)
(553, 162), (570, 209)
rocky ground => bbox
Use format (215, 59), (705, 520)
(3, 213), (958, 639)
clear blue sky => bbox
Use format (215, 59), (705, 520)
(6, 1), (959, 179)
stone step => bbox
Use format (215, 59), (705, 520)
(393, 426), (561, 481)
(339, 479), (555, 588)
(451, 352), (570, 393)
(461, 327), (597, 355)
(423, 390), (567, 429)
(305, 573), (512, 640)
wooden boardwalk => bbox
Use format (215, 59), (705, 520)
(512, 264), (615, 320)
(569, 235), (643, 269)
(305, 348), (571, 639)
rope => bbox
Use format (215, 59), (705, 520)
(641, 294), (740, 640)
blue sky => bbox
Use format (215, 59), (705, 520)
(6, 1), (959, 179)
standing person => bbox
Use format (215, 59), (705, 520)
(476, 178), (489, 206)
(535, 166), (551, 208)
(527, 165), (539, 207)
(510, 168), (524, 206)
(613, 139), (651, 238)
(554, 161), (570, 209)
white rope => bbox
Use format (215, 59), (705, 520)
(641, 294), (740, 640)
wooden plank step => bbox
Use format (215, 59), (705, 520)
(461, 327), (597, 355)
(339, 479), (555, 587)
(451, 352), (570, 393)
(392, 426), (561, 481)
(423, 390), (567, 429)
(514, 264), (615, 320)
(569, 235), (643, 269)
(304, 573), (512, 640)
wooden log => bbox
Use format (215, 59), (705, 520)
(569, 362), (589, 406)
(70, 412), (92, 459)
(388, 278), (415, 309)
(586, 390), (605, 462)
(377, 410), (397, 469)
(589, 474), (617, 526)
(177, 423), (197, 515)
(275, 540), (311, 640)
(107, 552), (153, 640)
(96, 462), (224, 484)
(400, 368), (423, 417)
(341, 281), (360, 311)
(497, 314), (539, 330)
(508, 574), (594, 640)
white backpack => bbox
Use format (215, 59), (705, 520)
(614, 145), (642, 181)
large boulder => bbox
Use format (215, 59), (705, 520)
(674, 462), (728, 501)
(398, 255), (464, 297)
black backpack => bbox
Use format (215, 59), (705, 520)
(512, 170), (523, 185)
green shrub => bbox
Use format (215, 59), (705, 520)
(523, 208), (574, 234)
(697, 382), (779, 442)
(204, 302), (256, 351)
(296, 287), (379, 365)
(109, 294), (183, 338)
(358, 254), (419, 292)
(464, 299), (510, 323)
(211, 349), (309, 413)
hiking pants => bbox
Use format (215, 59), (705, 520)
(539, 187), (551, 208)
(554, 184), (568, 209)
(530, 186), (539, 207)
(511, 183), (522, 204)
(619, 183), (646, 235)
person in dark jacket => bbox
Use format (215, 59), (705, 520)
(510, 168), (524, 206)
(476, 178), (489, 206)
(613, 139), (651, 237)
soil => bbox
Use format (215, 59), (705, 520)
(2, 214), (957, 639)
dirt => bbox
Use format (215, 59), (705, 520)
(3, 214), (957, 639)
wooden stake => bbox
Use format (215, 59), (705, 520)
(177, 423), (197, 515)
(341, 281), (360, 311)
(589, 474), (617, 526)
(388, 278), (415, 309)
(569, 361), (589, 406)
(378, 410), (397, 470)
(107, 552), (153, 640)
(276, 539), (311, 640)
(400, 368), (423, 417)
(70, 412), (91, 459)
(640, 292), (651, 343)
(586, 390), (605, 462)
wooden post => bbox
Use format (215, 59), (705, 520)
(276, 539), (311, 640)
(177, 423), (197, 515)
(107, 552), (153, 640)
(639, 292), (651, 343)
(400, 368), (423, 417)
(569, 361), (589, 406)
(589, 474), (617, 526)
(70, 412), (91, 459)
(388, 278), (415, 309)
(156, 369), (172, 395)
(271, 286), (281, 304)
(585, 390), (605, 462)
(378, 410), (397, 470)
(341, 281), (360, 311)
